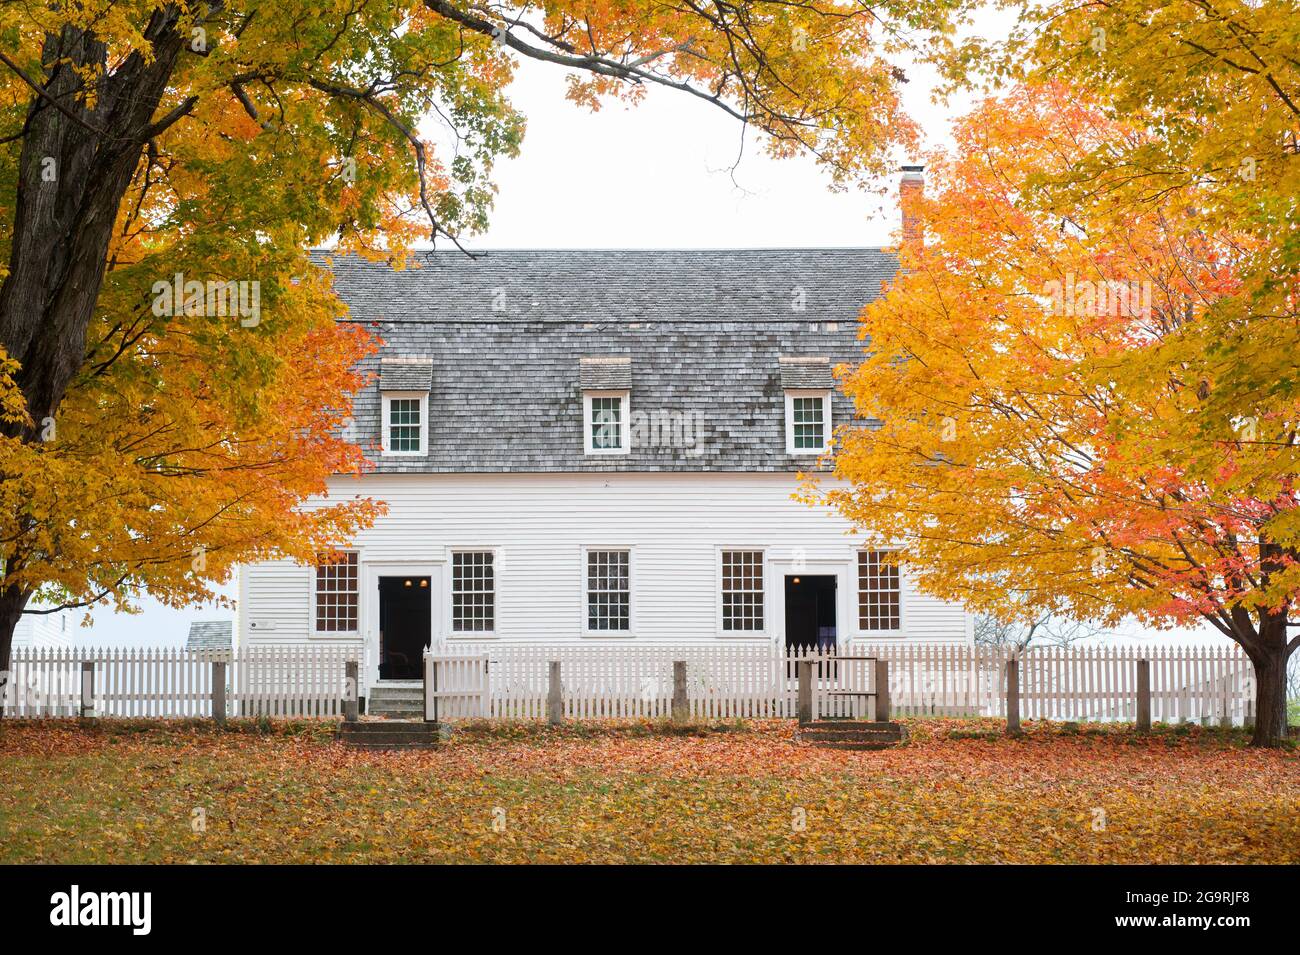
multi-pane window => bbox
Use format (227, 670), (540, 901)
(388, 397), (422, 452)
(590, 396), (623, 451)
(858, 550), (901, 631)
(721, 550), (764, 631)
(587, 550), (630, 631)
(452, 551), (495, 632)
(792, 396), (826, 450)
(315, 552), (358, 632)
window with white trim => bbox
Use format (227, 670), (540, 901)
(382, 392), (428, 455)
(583, 390), (630, 455)
(586, 550), (630, 631)
(314, 552), (359, 633)
(785, 390), (831, 454)
(721, 550), (764, 631)
(858, 550), (901, 631)
(452, 551), (495, 632)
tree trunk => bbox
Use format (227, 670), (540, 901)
(1248, 648), (1289, 747)
(1245, 611), (1292, 747)
(0, 585), (32, 722)
(0, 16), (188, 438)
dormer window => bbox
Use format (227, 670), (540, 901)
(383, 393), (427, 454)
(580, 356), (632, 456)
(780, 356), (834, 456)
(787, 392), (830, 453)
(584, 391), (629, 454)
(379, 357), (433, 457)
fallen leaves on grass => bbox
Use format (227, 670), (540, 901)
(0, 718), (1295, 863)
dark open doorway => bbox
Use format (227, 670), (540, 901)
(378, 575), (431, 680)
(784, 574), (837, 653)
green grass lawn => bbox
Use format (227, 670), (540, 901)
(2, 718), (1296, 863)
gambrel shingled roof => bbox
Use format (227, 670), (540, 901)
(322, 249), (895, 473)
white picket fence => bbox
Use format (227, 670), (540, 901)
(873, 643), (1254, 724)
(424, 643), (879, 720)
(423, 652), (491, 721)
(3, 646), (358, 718)
(431, 642), (1256, 725)
(4, 641), (1255, 725)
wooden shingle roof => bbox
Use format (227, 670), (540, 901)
(321, 249), (895, 472)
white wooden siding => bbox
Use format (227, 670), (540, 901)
(239, 472), (970, 652)
(12, 608), (74, 649)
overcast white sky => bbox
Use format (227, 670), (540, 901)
(72, 41), (1221, 647)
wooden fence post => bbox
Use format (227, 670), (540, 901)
(671, 661), (688, 722)
(547, 661), (564, 725)
(79, 661), (95, 719)
(797, 661), (813, 725)
(424, 654), (437, 723)
(1136, 659), (1151, 733)
(344, 660), (359, 723)
(873, 659), (890, 722)
(212, 660), (227, 726)
(1005, 658), (1021, 736)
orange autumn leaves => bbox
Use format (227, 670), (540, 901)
(820, 82), (1297, 638)
(1, 719), (1296, 863)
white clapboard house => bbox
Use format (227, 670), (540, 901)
(238, 217), (972, 698)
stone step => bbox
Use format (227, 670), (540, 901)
(802, 721), (899, 731)
(369, 689), (424, 701)
(336, 720), (445, 750)
(796, 720), (905, 749)
(367, 690), (426, 719)
(342, 738), (438, 749)
(337, 720), (440, 734)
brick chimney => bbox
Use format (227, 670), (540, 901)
(900, 164), (925, 249)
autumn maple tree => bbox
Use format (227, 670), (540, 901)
(0, 1), (947, 677)
(821, 82), (1298, 746)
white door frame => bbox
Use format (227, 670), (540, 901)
(362, 560), (441, 688)
(768, 554), (853, 650)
